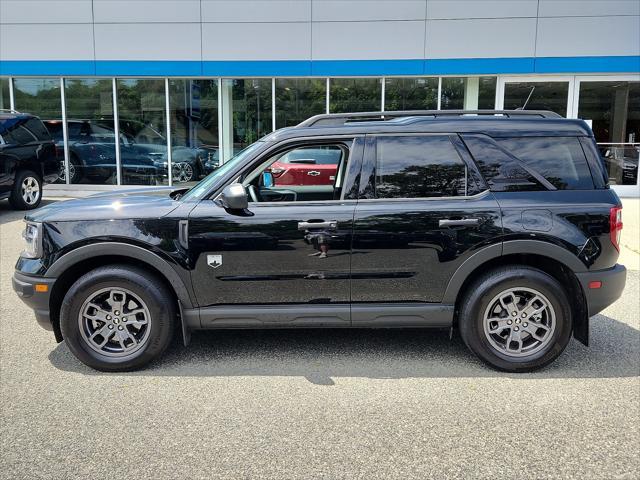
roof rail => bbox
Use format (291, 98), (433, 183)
(0, 108), (22, 114)
(297, 109), (562, 127)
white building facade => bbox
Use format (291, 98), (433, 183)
(1, 0), (639, 195)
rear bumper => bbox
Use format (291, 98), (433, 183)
(12, 271), (56, 331)
(576, 264), (627, 317)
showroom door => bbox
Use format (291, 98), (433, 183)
(496, 76), (575, 117)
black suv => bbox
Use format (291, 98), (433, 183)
(12, 110), (626, 372)
(1, 111), (58, 209)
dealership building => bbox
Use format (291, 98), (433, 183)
(1, 0), (639, 196)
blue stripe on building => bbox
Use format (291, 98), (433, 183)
(1, 56), (639, 77)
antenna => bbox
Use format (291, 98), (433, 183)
(518, 86), (536, 111)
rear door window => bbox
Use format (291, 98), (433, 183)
(374, 135), (476, 198)
(1, 123), (38, 145)
(495, 137), (594, 190)
(23, 118), (51, 141)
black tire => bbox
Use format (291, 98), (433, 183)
(458, 266), (572, 372)
(9, 170), (42, 210)
(57, 156), (82, 184)
(60, 265), (175, 372)
(67, 155), (83, 184)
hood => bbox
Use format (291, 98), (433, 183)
(26, 189), (182, 223)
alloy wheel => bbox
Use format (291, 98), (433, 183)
(59, 161), (76, 183)
(483, 287), (556, 357)
(21, 176), (41, 205)
(78, 287), (152, 357)
(173, 162), (193, 182)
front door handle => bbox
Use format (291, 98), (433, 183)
(439, 218), (480, 227)
(298, 220), (338, 231)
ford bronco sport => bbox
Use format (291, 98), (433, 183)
(13, 110), (626, 372)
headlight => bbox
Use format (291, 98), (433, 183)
(22, 222), (42, 258)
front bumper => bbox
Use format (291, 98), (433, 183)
(12, 271), (56, 331)
(576, 264), (627, 317)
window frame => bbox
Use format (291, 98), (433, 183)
(359, 132), (487, 201)
(209, 134), (365, 205)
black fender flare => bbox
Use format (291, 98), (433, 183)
(442, 239), (586, 304)
(45, 242), (195, 309)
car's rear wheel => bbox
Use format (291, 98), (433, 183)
(58, 155), (82, 184)
(60, 265), (175, 371)
(9, 170), (42, 210)
(459, 266), (572, 372)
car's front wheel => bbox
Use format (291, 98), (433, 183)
(60, 265), (175, 371)
(459, 266), (573, 372)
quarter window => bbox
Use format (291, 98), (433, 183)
(374, 135), (470, 198)
(495, 137), (594, 190)
(461, 135), (545, 192)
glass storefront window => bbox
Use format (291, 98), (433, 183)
(116, 79), (168, 185)
(503, 81), (569, 117)
(222, 78), (272, 156)
(578, 81), (639, 186)
(441, 77), (496, 110)
(478, 77), (497, 110)
(62, 79), (116, 184)
(0, 78), (10, 110)
(13, 78), (62, 118)
(330, 78), (382, 113)
(385, 77), (438, 111)
(13, 78), (64, 181)
(275, 78), (326, 128)
(169, 79), (219, 185)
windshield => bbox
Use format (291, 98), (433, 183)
(180, 142), (265, 201)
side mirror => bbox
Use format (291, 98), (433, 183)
(219, 183), (248, 210)
(262, 171), (274, 188)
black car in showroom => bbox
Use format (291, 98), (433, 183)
(1, 111), (58, 209)
(13, 110), (626, 372)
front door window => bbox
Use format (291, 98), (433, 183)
(243, 142), (350, 203)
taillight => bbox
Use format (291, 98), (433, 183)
(270, 167), (285, 178)
(609, 206), (623, 251)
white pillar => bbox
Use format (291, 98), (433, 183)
(8, 78), (15, 111)
(112, 78), (122, 185)
(220, 79), (234, 163)
(464, 77), (480, 110)
(164, 78), (173, 185)
(60, 78), (71, 185)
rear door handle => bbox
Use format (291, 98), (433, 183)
(298, 220), (338, 231)
(439, 218), (480, 227)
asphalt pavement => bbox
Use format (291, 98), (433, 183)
(1, 199), (638, 480)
